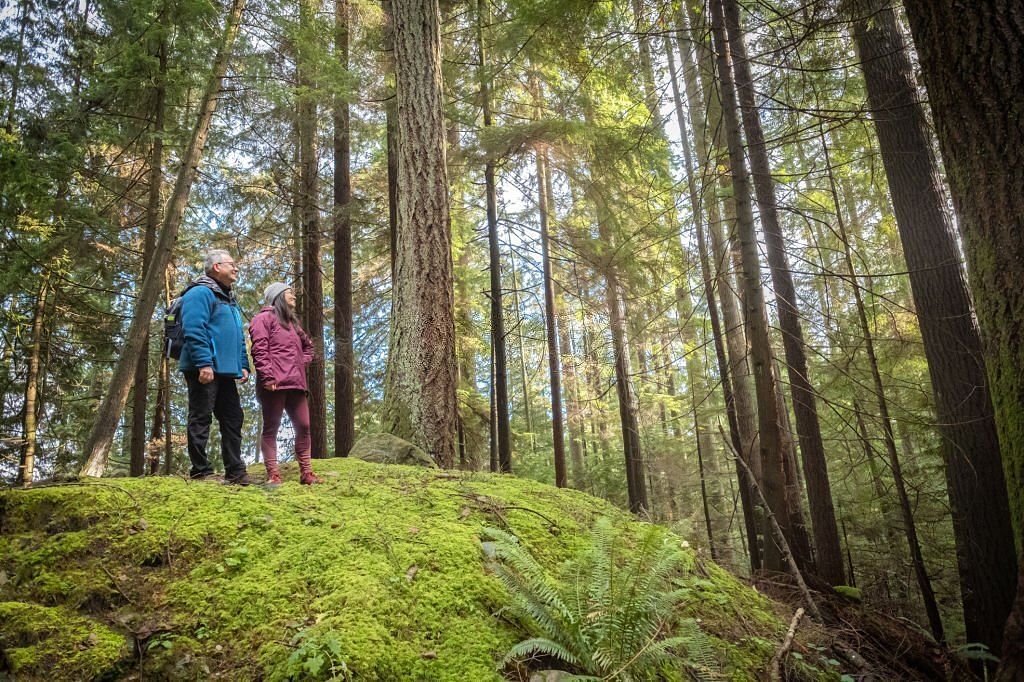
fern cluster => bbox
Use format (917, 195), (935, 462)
(484, 519), (719, 681)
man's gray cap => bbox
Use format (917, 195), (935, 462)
(263, 282), (290, 306)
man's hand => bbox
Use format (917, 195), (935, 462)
(199, 367), (215, 384)
(264, 382), (277, 392)
(239, 369), (249, 383)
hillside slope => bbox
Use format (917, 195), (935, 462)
(0, 459), (837, 680)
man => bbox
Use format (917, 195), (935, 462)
(179, 249), (251, 484)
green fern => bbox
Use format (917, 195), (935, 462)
(484, 519), (722, 681)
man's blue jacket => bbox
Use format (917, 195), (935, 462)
(178, 275), (250, 378)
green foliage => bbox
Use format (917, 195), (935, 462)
(485, 518), (720, 680)
(280, 629), (352, 681)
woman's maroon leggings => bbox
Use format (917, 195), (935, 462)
(257, 388), (311, 468)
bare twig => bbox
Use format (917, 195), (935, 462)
(100, 564), (135, 604)
(769, 607), (804, 681)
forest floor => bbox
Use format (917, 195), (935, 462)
(0, 458), (969, 680)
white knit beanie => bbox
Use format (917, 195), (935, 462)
(263, 282), (290, 306)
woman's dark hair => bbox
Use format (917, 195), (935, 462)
(272, 291), (300, 328)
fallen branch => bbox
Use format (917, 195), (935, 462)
(100, 564), (135, 605)
(769, 607), (804, 681)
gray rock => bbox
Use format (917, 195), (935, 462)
(349, 433), (438, 468)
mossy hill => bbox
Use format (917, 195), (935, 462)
(0, 459), (839, 680)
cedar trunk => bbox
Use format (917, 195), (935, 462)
(382, 0), (457, 467)
(855, 0), (1017, 654)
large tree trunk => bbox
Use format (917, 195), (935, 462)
(722, 0), (844, 586)
(382, 0), (457, 467)
(298, 0), (328, 460)
(477, 0), (512, 472)
(333, 0), (355, 457)
(853, 0), (1017, 654)
(79, 0), (246, 476)
(130, 30), (168, 478)
(900, 1), (1024, 670)
(709, 0), (797, 575)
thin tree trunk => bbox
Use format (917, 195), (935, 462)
(709, 0), (794, 574)
(333, 0), (355, 457)
(477, 0), (512, 472)
(17, 273), (49, 486)
(130, 30), (168, 477)
(508, 246), (534, 451)
(79, 0), (247, 476)
(149, 355), (167, 475)
(823, 134), (945, 641)
(298, 0), (327, 460)
(5, 0), (30, 133)
(591, 206), (647, 513)
(383, 0), (398, 280)
(722, 0), (844, 585)
(382, 0), (457, 467)
(853, 0), (1017, 652)
(668, 25), (760, 570)
(535, 138), (567, 487)
(489, 339), (497, 472)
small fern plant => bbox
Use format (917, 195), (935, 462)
(484, 518), (719, 681)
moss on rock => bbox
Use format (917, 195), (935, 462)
(0, 459), (834, 680)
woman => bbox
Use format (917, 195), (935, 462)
(248, 282), (322, 485)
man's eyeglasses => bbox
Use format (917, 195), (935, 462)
(217, 260), (239, 270)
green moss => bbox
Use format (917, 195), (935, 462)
(0, 459), (831, 679)
(0, 601), (128, 679)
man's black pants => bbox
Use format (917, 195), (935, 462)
(183, 371), (245, 478)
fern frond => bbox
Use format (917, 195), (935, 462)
(502, 637), (581, 668)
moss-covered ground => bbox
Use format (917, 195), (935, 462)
(0, 459), (839, 680)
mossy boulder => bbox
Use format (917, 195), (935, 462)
(0, 459), (838, 680)
(349, 432), (437, 468)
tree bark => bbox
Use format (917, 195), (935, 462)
(79, 0), (247, 476)
(477, 0), (512, 472)
(333, 0), (355, 457)
(709, 0), (793, 574)
(130, 29), (168, 477)
(382, 0), (457, 467)
(722, 0), (844, 586)
(853, 0), (1017, 653)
